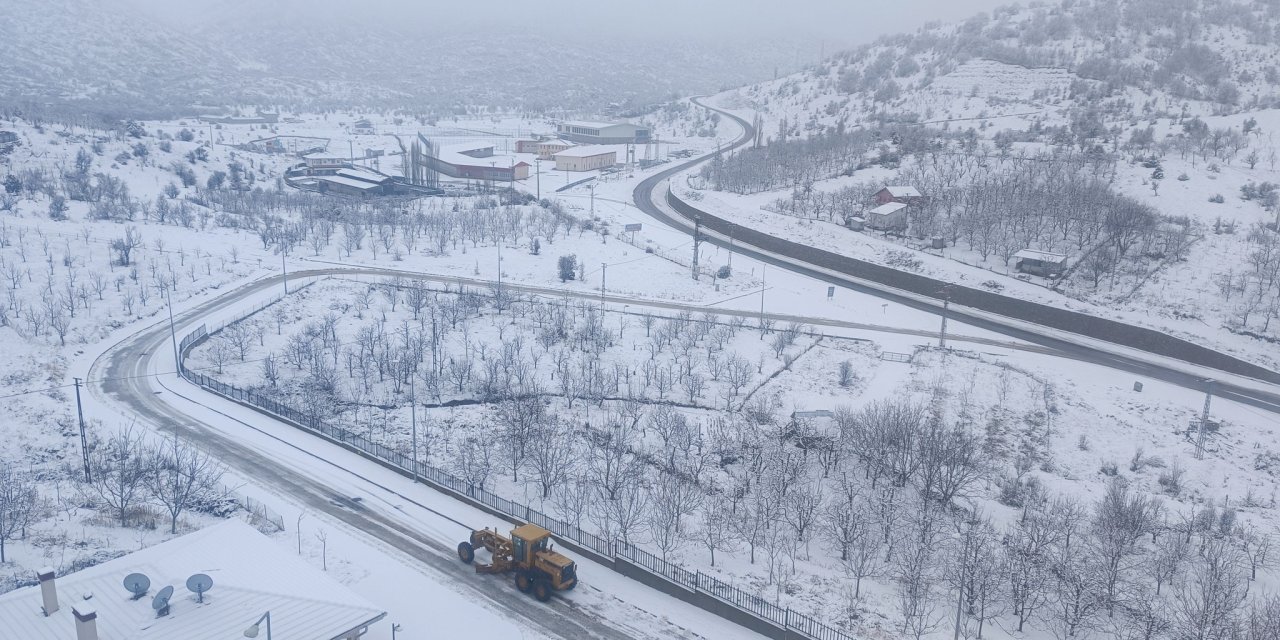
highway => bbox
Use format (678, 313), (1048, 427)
(631, 98), (1280, 415)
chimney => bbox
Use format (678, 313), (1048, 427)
(38, 567), (58, 616)
(73, 605), (98, 640)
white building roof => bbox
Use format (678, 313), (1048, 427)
(336, 168), (391, 183)
(319, 175), (385, 190)
(1014, 249), (1068, 263)
(882, 185), (922, 198)
(554, 145), (617, 159)
(869, 202), (908, 216)
(560, 120), (622, 130)
(0, 520), (385, 640)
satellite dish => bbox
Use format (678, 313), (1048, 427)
(123, 573), (151, 600)
(185, 574), (214, 603)
(152, 585), (174, 617)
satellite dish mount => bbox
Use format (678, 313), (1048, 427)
(122, 573), (151, 601)
(186, 573), (215, 604)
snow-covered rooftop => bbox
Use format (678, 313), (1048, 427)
(882, 185), (922, 198)
(1014, 249), (1068, 263)
(553, 145), (616, 159)
(0, 520), (386, 640)
(335, 168), (392, 184)
(869, 202), (908, 215)
(559, 120), (621, 130)
(303, 151), (349, 160)
(318, 175), (385, 190)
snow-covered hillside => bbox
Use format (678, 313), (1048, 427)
(0, 0), (813, 122)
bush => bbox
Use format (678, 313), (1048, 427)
(1209, 194), (1225, 204)
(1158, 460), (1184, 496)
(557, 255), (577, 282)
(717, 265), (732, 279)
(837, 360), (855, 387)
(1100, 460), (1119, 476)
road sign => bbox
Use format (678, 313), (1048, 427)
(827, 286), (835, 299)
(624, 223), (642, 233)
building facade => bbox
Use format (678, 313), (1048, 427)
(556, 121), (649, 144)
(554, 146), (617, 172)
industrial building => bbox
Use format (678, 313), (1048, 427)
(556, 120), (649, 144)
(407, 134), (529, 186)
(0, 520), (387, 640)
(314, 167), (396, 197)
(553, 146), (617, 172)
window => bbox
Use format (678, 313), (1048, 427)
(513, 537), (526, 563)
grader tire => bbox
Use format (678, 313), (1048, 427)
(457, 541), (475, 564)
(514, 573), (532, 593)
(533, 581), (552, 602)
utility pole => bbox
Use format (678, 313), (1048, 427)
(535, 158), (541, 201)
(73, 377), (91, 482)
(938, 288), (951, 349)
(692, 215), (702, 281)
(1196, 379), (1216, 459)
(589, 183), (596, 218)
(600, 263), (607, 314)
(164, 287), (180, 374)
(280, 242), (288, 295)
(496, 241), (502, 315)
(409, 365), (418, 483)
(759, 264), (767, 334)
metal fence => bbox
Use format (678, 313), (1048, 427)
(176, 300), (854, 640)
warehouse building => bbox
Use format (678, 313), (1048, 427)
(554, 146), (617, 172)
(537, 139), (575, 159)
(556, 121), (649, 144)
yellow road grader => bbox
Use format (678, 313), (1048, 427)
(457, 523), (578, 602)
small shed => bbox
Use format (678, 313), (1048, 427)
(1014, 249), (1068, 277)
(866, 202), (908, 231)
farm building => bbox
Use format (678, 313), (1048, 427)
(874, 185), (926, 205)
(553, 146), (617, 172)
(352, 118), (376, 135)
(866, 202), (909, 231)
(1014, 249), (1069, 277)
(0, 520), (387, 640)
(556, 121), (649, 144)
(537, 139), (575, 159)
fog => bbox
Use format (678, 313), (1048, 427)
(124, 0), (1019, 49)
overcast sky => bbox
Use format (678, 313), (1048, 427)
(125, 0), (1021, 47)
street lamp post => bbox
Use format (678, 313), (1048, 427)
(243, 611), (271, 639)
(164, 287), (179, 376)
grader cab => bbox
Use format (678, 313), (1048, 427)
(457, 523), (578, 602)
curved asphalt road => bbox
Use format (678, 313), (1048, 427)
(631, 98), (1280, 415)
(88, 272), (711, 640)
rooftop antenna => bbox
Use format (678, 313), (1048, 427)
(185, 574), (214, 604)
(152, 586), (174, 618)
(122, 573), (151, 600)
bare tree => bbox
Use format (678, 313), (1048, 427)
(0, 459), (39, 562)
(148, 435), (226, 534)
(1172, 538), (1250, 640)
(527, 419), (574, 499)
(647, 473), (702, 562)
(89, 426), (150, 527)
(698, 496), (732, 567)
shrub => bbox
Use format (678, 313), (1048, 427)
(557, 255), (577, 282)
(1209, 194), (1225, 203)
(717, 265), (732, 279)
